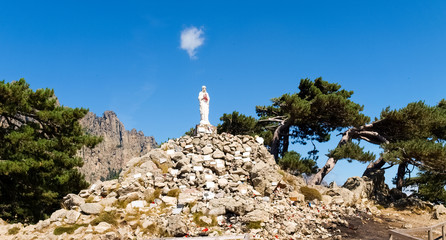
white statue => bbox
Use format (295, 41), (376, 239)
(198, 86), (210, 125)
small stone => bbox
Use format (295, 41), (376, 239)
(212, 150), (225, 159)
(202, 147), (213, 155)
(94, 222), (112, 233)
(199, 216), (213, 225)
(218, 178), (228, 188)
(65, 210), (81, 224)
(161, 196), (177, 206)
(142, 220), (154, 228)
(50, 209), (68, 222)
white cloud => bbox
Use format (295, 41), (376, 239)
(180, 26), (204, 59)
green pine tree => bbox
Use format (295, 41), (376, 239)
(0, 79), (101, 223)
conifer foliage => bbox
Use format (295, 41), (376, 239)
(0, 79), (101, 223)
(255, 77), (369, 159)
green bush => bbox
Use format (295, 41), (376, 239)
(300, 186), (322, 201)
(247, 221), (262, 229)
(167, 188), (181, 198)
(8, 226), (20, 235)
(90, 211), (118, 226)
(278, 151), (318, 175)
(53, 224), (87, 235)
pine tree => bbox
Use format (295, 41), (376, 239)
(310, 100), (446, 189)
(256, 77), (369, 159)
(0, 79), (101, 223)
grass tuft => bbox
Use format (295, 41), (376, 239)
(246, 221), (262, 229)
(145, 188), (162, 203)
(8, 226), (20, 235)
(53, 224), (87, 235)
(90, 211), (118, 226)
(300, 186), (322, 201)
(167, 188), (180, 198)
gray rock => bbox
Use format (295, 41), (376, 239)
(199, 216), (213, 225)
(142, 220), (154, 229)
(80, 203), (104, 215)
(161, 196), (177, 206)
(433, 204), (446, 219)
(202, 147), (213, 155)
(50, 209), (68, 222)
(217, 178), (228, 188)
(243, 209), (270, 222)
(284, 221), (298, 234)
(79, 189), (90, 198)
(65, 210), (81, 224)
(178, 191), (199, 205)
(171, 152), (186, 161)
(166, 215), (187, 237)
(94, 222), (112, 233)
(100, 197), (118, 207)
(209, 206), (226, 215)
(212, 150), (225, 159)
(35, 219), (50, 231)
(63, 194), (85, 209)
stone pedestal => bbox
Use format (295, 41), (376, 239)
(194, 124), (217, 135)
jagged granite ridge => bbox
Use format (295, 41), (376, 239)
(78, 111), (157, 182)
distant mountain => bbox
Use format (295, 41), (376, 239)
(78, 111), (157, 182)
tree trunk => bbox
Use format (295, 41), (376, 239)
(396, 161), (408, 191)
(310, 120), (390, 185)
(270, 121), (290, 160)
(282, 126), (290, 156)
(308, 129), (353, 185)
(363, 157), (386, 178)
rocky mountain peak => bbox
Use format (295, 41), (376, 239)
(78, 111), (157, 183)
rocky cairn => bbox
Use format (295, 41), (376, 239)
(2, 133), (381, 240)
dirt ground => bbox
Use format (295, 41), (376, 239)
(337, 208), (446, 240)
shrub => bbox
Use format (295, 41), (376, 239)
(247, 221), (262, 229)
(300, 186), (322, 201)
(53, 224), (87, 235)
(279, 151), (318, 175)
(145, 188), (162, 203)
(192, 212), (217, 227)
(167, 188), (180, 198)
(90, 211), (118, 226)
(8, 226), (20, 235)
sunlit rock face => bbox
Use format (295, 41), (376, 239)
(78, 111), (157, 182)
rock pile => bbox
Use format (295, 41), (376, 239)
(1, 133), (382, 240)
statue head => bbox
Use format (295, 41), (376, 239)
(202, 86), (207, 92)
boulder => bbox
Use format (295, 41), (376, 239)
(242, 209), (270, 222)
(202, 147), (213, 155)
(433, 205), (446, 219)
(63, 194), (85, 209)
(209, 206), (226, 216)
(50, 209), (68, 222)
(343, 176), (373, 200)
(65, 210), (81, 224)
(166, 215), (187, 237)
(80, 203), (104, 215)
(161, 196), (177, 206)
(212, 150), (225, 159)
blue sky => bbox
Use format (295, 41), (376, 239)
(1, 1), (445, 186)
